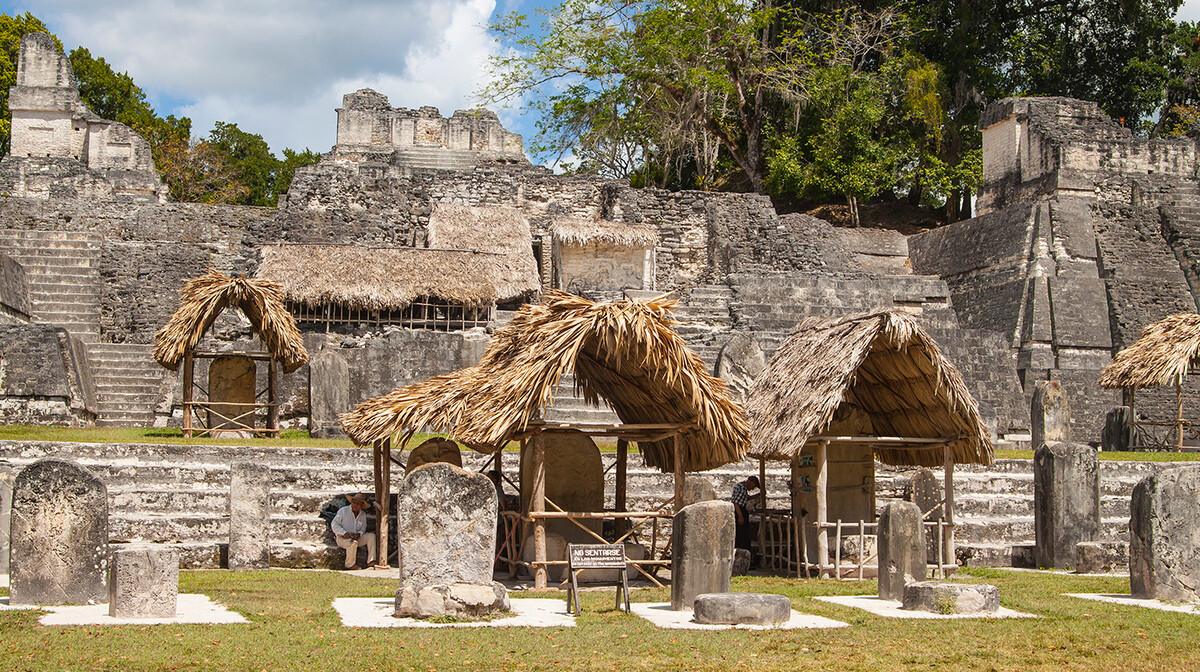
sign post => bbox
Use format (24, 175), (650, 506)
(565, 544), (630, 615)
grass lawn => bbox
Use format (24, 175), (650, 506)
(1, 568), (1196, 671)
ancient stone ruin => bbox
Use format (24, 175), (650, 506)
(877, 501), (926, 601)
(394, 463), (509, 619)
(108, 545), (179, 618)
(8, 458), (108, 605)
(1034, 442), (1100, 570)
(670, 500), (735, 611)
(1130, 466), (1200, 603)
(228, 462), (271, 570)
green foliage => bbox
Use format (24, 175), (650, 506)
(0, 13), (58, 156)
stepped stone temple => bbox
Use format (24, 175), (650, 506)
(2, 34), (1200, 567)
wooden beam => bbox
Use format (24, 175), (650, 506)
(943, 444), (955, 570)
(1177, 375), (1185, 451)
(615, 439), (628, 537)
(673, 433), (685, 511)
(816, 440), (829, 578)
(376, 437), (392, 569)
(757, 456), (767, 558)
(531, 430), (547, 589)
(182, 351), (194, 438)
(267, 357), (279, 432)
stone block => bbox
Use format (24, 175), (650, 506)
(877, 501), (926, 601)
(308, 348), (348, 439)
(732, 548), (751, 576)
(397, 463), (496, 588)
(406, 437), (463, 474)
(693, 593), (791, 625)
(9, 458), (108, 605)
(1031, 381), (1070, 448)
(108, 546), (179, 618)
(394, 581), (510, 619)
(0, 467), (12, 575)
(522, 531), (567, 582)
(208, 355), (255, 436)
(1034, 441), (1099, 569)
(715, 334), (765, 403)
(1130, 466), (1200, 603)
(670, 500), (735, 611)
(909, 468), (944, 564)
(1075, 541), (1128, 574)
(228, 462), (271, 570)
(902, 581), (1000, 614)
(520, 430), (603, 546)
(681, 474), (717, 506)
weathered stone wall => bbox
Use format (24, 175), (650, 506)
(0, 252), (31, 319)
(0, 324), (94, 424)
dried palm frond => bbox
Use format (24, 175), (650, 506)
(745, 310), (992, 467)
(153, 269), (308, 373)
(339, 290), (749, 472)
(550, 218), (658, 247)
(1099, 313), (1200, 390)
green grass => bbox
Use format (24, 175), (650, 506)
(1, 569), (1197, 671)
(995, 448), (1200, 462)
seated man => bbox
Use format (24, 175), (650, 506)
(331, 492), (376, 570)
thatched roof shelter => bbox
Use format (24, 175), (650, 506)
(746, 310), (992, 467)
(550, 217), (658, 247)
(1098, 313), (1200, 390)
(339, 289), (749, 472)
(153, 269), (309, 373)
(256, 203), (539, 311)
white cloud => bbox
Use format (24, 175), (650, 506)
(11, 0), (510, 153)
(1179, 0), (1200, 23)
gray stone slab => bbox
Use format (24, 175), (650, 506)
(9, 458), (108, 605)
(877, 501), (925, 601)
(1031, 381), (1071, 448)
(397, 462), (496, 588)
(228, 462), (271, 570)
(0, 467), (13, 575)
(394, 581), (510, 619)
(1131, 466), (1200, 603)
(715, 334), (765, 404)
(670, 500), (735, 611)
(693, 592), (791, 625)
(108, 546), (179, 618)
(308, 348), (349, 439)
(1034, 442), (1099, 569)
(901, 581), (1000, 614)
(1076, 541), (1128, 574)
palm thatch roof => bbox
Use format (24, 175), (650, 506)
(746, 311), (992, 467)
(550, 217), (658, 247)
(256, 203), (539, 311)
(153, 270), (309, 373)
(339, 290), (749, 472)
(1098, 313), (1200, 390)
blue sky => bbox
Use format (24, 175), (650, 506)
(2, 0), (1199, 164)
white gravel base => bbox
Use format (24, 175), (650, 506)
(32, 594), (248, 625)
(1066, 593), (1200, 615)
(333, 597), (575, 628)
(814, 595), (1038, 619)
(629, 602), (848, 630)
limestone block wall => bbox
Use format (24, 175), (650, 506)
(335, 89), (524, 158)
(556, 242), (651, 293)
(0, 325), (94, 424)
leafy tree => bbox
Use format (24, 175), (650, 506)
(0, 13), (59, 156)
(1159, 21), (1200, 136)
(155, 134), (249, 205)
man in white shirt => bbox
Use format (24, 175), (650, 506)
(331, 492), (376, 570)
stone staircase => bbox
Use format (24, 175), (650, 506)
(86, 342), (167, 427)
(0, 439), (1174, 570)
(394, 147), (483, 171)
(671, 284), (736, 370)
(0, 229), (102, 342)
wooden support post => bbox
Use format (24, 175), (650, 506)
(757, 457), (767, 558)
(943, 444), (955, 570)
(858, 520), (865, 581)
(1177, 375), (1185, 451)
(182, 351), (194, 438)
(816, 440), (829, 578)
(267, 357), (279, 433)
(615, 439), (628, 537)
(377, 437), (392, 569)
(834, 519), (842, 580)
(673, 433), (685, 512)
(531, 430), (548, 589)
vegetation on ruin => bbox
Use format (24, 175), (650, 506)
(0, 11), (320, 206)
(1, 567), (1198, 671)
(484, 0), (1193, 223)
